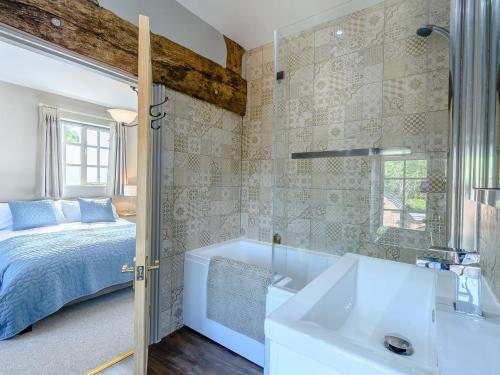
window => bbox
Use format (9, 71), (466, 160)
(382, 160), (427, 231)
(62, 121), (110, 186)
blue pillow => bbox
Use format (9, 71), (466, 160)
(78, 198), (116, 223)
(8, 200), (59, 231)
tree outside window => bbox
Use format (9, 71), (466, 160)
(382, 160), (427, 231)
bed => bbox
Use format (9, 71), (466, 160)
(0, 219), (136, 340)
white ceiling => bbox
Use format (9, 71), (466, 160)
(176, 0), (381, 50)
(0, 41), (137, 111)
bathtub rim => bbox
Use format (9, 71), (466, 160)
(185, 236), (339, 262)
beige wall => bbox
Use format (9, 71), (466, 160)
(0, 80), (137, 202)
(241, 0), (451, 265)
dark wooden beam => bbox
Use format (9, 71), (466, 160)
(224, 35), (245, 76)
(0, 0), (247, 115)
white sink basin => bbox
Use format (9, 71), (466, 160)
(266, 253), (438, 375)
(266, 253), (500, 375)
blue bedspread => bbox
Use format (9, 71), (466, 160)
(0, 224), (135, 340)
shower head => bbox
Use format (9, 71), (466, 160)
(416, 24), (450, 39)
(416, 26), (433, 37)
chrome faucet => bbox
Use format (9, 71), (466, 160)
(416, 247), (482, 317)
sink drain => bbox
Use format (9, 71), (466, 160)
(384, 335), (413, 356)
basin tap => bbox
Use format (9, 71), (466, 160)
(416, 247), (482, 317)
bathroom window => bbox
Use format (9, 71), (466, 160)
(382, 160), (427, 231)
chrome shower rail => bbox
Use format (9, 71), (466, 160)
(291, 147), (411, 159)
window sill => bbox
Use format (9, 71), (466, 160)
(65, 184), (107, 188)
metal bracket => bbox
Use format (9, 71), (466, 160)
(115, 97), (168, 130)
(149, 96), (168, 117)
(147, 259), (160, 271)
(151, 112), (167, 130)
(121, 122), (138, 128)
(149, 96), (169, 130)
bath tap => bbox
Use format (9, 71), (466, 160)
(416, 247), (482, 317)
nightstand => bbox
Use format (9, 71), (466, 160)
(119, 213), (136, 223)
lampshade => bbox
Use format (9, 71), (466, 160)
(123, 185), (137, 197)
(107, 109), (137, 124)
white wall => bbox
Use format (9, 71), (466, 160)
(0, 40), (137, 112)
(99, 0), (227, 67)
(0, 80), (137, 201)
(0, 81), (38, 201)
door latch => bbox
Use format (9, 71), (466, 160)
(121, 260), (144, 281)
(122, 258), (158, 282)
(147, 259), (160, 271)
(136, 266), (145, 281)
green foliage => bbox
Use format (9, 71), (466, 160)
(384, 161), (404, 178)
(384, 160), (428, 213)
(406, 160), (427, 178)
(384, 159), (427, 178)
(406, 198), (427, 211)
(64, 126), (80, 144)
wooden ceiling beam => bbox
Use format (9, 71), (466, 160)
(224, 35), (245, 76)
(0, 0), (247, 115)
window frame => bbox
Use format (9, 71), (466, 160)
(62, 119), (110, 187)
(382, 159), (428, 231)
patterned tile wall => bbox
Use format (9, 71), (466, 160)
(479, 204), (500, 302)
(158, 89), (243, 337)
(240, 42), (275, 242)
(242, 0), (451, 264)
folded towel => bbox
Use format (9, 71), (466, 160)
(207, 256), (272, 343)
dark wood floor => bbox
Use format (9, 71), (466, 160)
(148, 327), (263, 375)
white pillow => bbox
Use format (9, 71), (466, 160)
(53, 200), (66, 223)
(61, 199), (119, 222)
(111, 203), (119, 219)
(0, 203), (13, 230)
(61, 200), (81, 222)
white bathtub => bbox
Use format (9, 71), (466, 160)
(183, 238), (338, 367)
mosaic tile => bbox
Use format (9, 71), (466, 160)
(289, 65), (314, 99)
(248, 48), (263, 80)
(384, 36), (428, 80)
(384, 0), (429, 43)
(240, 0), (450, 293)
(429, 0), (450, 28)
(262, 43), (275, 77)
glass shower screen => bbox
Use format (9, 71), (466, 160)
(271, 0), (451, 291)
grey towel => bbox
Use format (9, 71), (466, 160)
(207, 256), (272, 343)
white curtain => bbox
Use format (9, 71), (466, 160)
(108, 122), (128, 196)
(37, 105), (63, 199)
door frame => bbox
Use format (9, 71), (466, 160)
(0, 17), (161, 361)
(134, 14), (154, 374)
(0, 22), (137, 86)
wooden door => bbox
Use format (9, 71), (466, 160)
(134, 14), (154, 375)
